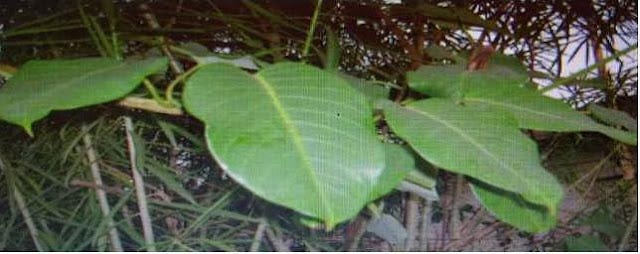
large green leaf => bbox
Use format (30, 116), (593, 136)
(183, 62), (385, 228)
(407, 54), (530, 99)
(0, 57), (168, 135)
(407, 55), (637, 145)
(463, 83), (637, 145)
(381, 99), (562, 212)
(469, 179), (556, 233)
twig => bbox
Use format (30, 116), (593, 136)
(139, 3), (184, 76)
(264, 227), (289, 251)
(124, 116), (156, 251)
(0, 154), (43, 251)
(82, 125), (124, 251)
(540, 43), (637, 93)
(13, 188), (43, 251)
(118, 97), (184, 115)
(69, 179), (125, 195)
(617, 205), (637, 251)
(250, 218), (268, 252)
(302, 0), (323, 58)
(343, 215), (370, 251)
(404, 193), (419, 251)
(450, 174), (465, 241)
(419, 200), (431, 251)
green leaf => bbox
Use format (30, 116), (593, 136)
(564, 235), (609, 251)
(0, 57), (168, 135)
(338, 73), (390, 106)
(588, 104), (637, 132)
(381, 99), (563, 212)
(406, 55), (637, 145)
(469, 179), (556, 233)
(463, 83), (637, 145)
(369, 143), (416, 200)
(407, 55), (530, 99)
(183, 62), (385, 228)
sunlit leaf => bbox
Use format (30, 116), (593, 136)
(183, 62), (385, 228)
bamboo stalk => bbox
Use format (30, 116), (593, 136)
(82, 125), (124, 251)
(124, 116), (156, 251)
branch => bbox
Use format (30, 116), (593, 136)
(124, 116), (156, 251)
(82, 125), (124, 251)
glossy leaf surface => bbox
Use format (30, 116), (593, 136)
(470, 179), (556, 233)
(381, 99), (562, 211)
(0, 57), (168, 135)
(183, 62), (385, 228)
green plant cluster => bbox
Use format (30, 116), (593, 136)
(0, 47), (635, 233)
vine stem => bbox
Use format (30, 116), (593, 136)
(82, 125), (123, 251)
(164, 65), (201, 105)
(540, 43), (637, 93)
(124, 117), (156, 251)
(302, 0), (323, 58)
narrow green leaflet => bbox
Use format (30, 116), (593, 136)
(463, 83), (637, 145)
(183, 62), (385, 228)
(469, 179), (556, 233)
(0, 57), (168, 135)
(381, 99), (563, 212)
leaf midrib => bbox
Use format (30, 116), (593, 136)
(403, 104), (549, 205)
(253, 73), (335, 222)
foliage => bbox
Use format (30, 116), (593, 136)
(0, 0), (636, 251)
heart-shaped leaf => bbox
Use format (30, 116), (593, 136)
(381, 99), (562, 212)
(469, 179), (556, 233)
(0, 57), (168, 135)
(183, 62), (385, 228)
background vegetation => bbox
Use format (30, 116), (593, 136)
(0, 0), (636, 251)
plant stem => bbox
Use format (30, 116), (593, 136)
(617, 205), (637, 251)
(165, 65), (201, 105)
(419, 200), (431, 251)
(404, 193), (419, 251)
(124, 117), (156, 251)
(265, 227), (289, 251)
(302, 0), (323, 58)
(250, 218), (268, 251)
(540, 43), (637, 93)
(82, 125), (123, 251)
(118, 97), (183, 115)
